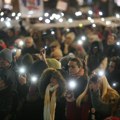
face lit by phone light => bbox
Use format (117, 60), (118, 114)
(68, 80), (77, 90)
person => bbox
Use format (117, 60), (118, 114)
(65, 57), (88, 120)
(21, 37), (39, 56)
(0, 48), (28, 120)
(76, 74), (120, 120)
(38, 68), (66, 120)
(106, 56), (120, 93)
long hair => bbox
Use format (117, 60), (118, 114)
(76, 75), (120, 106)
(38, 68), (66, 99)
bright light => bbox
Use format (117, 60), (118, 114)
(28, 11), (34, 15)
(81, 36), (86, 41)
(87, 17), (92, 21)
(75, 11), (82, 16)
(66, 28), (70, 32)
(116, 13), (120, 18)
(88, 10), (93, 15)
(55, 14), (61, 20)
(12, 48), (17, 53)
(101, 18), (105, 21)
(68, 18), (73, 23)
(61, 12), (64, 16)
(19, 66), (26, 74)
(59, 18), (63, 22)
(31, 76), (38, 83)
(116, 41), (120, 46)
(1, 17), (4, 22)
(90, 19), (94, 23)
(79, 23), (83, 28)
(5, 21), (11, 28)
(45, 19), (50, 23)
(106, 21), (111, 25)
(77, 40), (83, 45)
(4, 0), (11, 4)
(6, 17), (11, 21)
(51, 31), (55, 35)
(68, 80), (77, 90)
(0, 12), (4, 16)
(39, 17), (43, 21)
(112, 82), (117, 87)
(92, 24), (96, 27)
(50, 16), (54, 20)
(12, 12), (16, 17)
(17, 13), (21, 17)
(44, 12), (49, 17)
(15, 16), (19, 20)
(44, 45), (48, 49)
(19, 40), (24, 46)
(98, 70), (105, 77)
(99, 11), (103, 16)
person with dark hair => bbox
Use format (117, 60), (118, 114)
(106, 56), (120, 93)
(65, 57), (88, 120)
(38, 68), (66, 120)
(87, 41), (107, 75)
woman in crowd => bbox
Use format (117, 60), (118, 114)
(38, 68), (66, 120)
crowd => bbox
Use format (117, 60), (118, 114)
(0, 22), (120, 120)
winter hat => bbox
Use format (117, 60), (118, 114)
(47, 58), (61, 69)
(0, 48), (12, 63)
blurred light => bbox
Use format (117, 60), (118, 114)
(39, 17), (43, 21)
(17, 12), (21, 17)
(55, 14), (61, 20)
(98, 70), (105, 77)
(81, 36), (86, 41)
(59, 18), (63, 22)
(12, 12), (16, 17)
(44, 12), (49, 17)
(19, 40), (24, 46)
(4, 0), (11, 4)
(87, 17), (92, 21)
(50, 16), (54, 20)
(44, 45), (48, 49)
(6, 17), (11, 21)
(0, 12), (4, 16)
(68, 80), (77, 90)
(5, 21), (11, 28)
(15, 16), (19, 20)
(61, 12), (64, 16)
(101, 18), (105, 21)
(77, 40), (83, 45)
(112, 82), (117, 87)
(79, 23), (83, 28)
(66, 28), (70, 32)
(75, 11), (82, 16)
(1, 17), (4, 22)
(106, 21), (111, 25)
(45, 19), (50, 23)
(99, 11), (103, 16)
(19, 66), (26, 74)
(31, 76), (38, 83)
(51, 31), (55, 35)
(116, 41), (120, 46)
(28, 11), (34, 15)
(115, 13), (120, 18)
(88, 10), (93, 15)
(68, 18), (73, 23)
(92, 24), (96, 27)
(90, 19), (94, 23)
(12, 48), (17, 53)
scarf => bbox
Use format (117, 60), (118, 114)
(44, 84), (58, 120)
